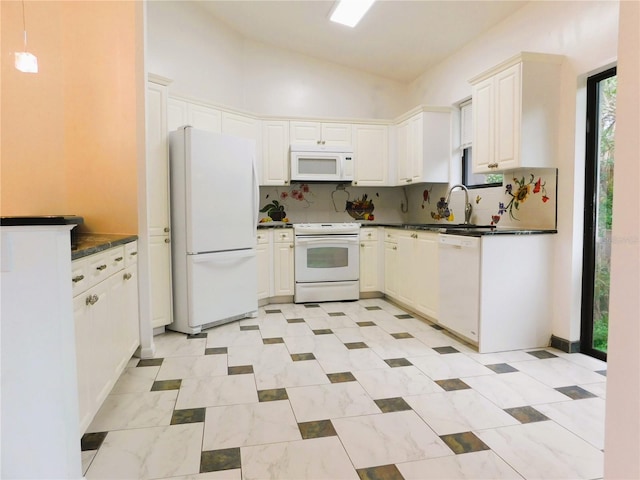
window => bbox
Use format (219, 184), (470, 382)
(459, 101), (503, 189)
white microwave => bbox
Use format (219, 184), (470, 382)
(290, 145), (354, 182)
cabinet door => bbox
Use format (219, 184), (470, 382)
(384, 241), (398, 298)
(73, 294), (93, 433)
(493, 63), (521, 170)
(273, 239), (294, 296)
(188, 103), (222, 133)
(408, 114), (423, 182)
(290, 121), (322, 146)
(321, 123), (352, 146)
(149, 235), (173, 328)
(261, 120), (290, 186)
(471, 77), (494, 172)
(413, 233), (439, 320)
(222, 111), (258, 140)
(256, 231), (271, 299)
(353, 124), (388, 186)
(167, 97), (188, 132)
(120, 264), (139, 366)
(86, 280), (113, 415)
(147, 82), (171, 237)
(396, 234), (415, 306)
(359, 241), (379, 292)
(396, 120), (410, 185)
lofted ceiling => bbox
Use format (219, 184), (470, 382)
(196, 0), (528, 83)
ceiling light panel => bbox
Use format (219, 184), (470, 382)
(330, 0), (375, 28)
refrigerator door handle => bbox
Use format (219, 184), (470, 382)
(190, 249), (255, 263)
(252, 157), (259, 230)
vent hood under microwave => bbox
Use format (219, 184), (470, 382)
(290, 144), (354, 182)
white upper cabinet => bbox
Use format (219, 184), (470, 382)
(261, 120), (290, 186)
(290, 121), (352, 147)
(353, 124), (389, 186)
(222, 111), (259, 140)
(395, 109), (451, 185)
(167, 97), (221, 133)
(470, 52), (563, 173)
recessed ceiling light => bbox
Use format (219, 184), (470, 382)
(330, 0), (375, 28)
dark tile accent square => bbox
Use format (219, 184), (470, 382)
(375, 397), (412, 413)
(327, 372), (357, 383)
(357, 321), (376, 327)
(171, 408), (206, 425)
(395, 314), (413, 319)
(504, 406), (549, 424)
(287, 317), (305, 324)
(263, 337), (284, 344)
(291, 353), (316, 361)
(345, 342), (368, 349)
(597, 369), (607, 377)
(356, 464), (405, 480)
(258, 388), (288, 402)
(187, 332), (208, 339)
(486, 363), (519, 374)
(391, 332), (414, 339)
(385, 358), (413, 368)
(431, 324), (444, 330)
(365, 306), (382, 311)
(526, 349), (558, 359)
(556, 385), (597, 400)
(137, 358), (163, 367)
(313, 329), (333, 335)
(228, 365), (254, 375)
(433, 346), (459, 355)
(81, 432), (107, 451)
(240, 325), (259, 331)
(328, 312), (346, 317)
(298, 420), (337, 439)
(205, 347), (227, 355)
(440, 431), (490, 454)
(200, 448), (241, 473)
(265, 309), (282, 314)
(435, 378), (471, 391)
(305, 304), (321, 308)
(151, 379), (182, 391)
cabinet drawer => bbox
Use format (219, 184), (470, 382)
(84, 247), (125, 291)
(383, 229), (401, 243)
(256, 231), (271, 245)
(71, 258), (89, 297)
(125, 241), (138, 267)
(273, 229), (293, 243)
(360, 228), (378, 241)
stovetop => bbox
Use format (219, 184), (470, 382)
(293, 222), (360, 235)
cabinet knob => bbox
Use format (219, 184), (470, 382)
(406, 178), (412, 183)
(367, 233), (372, 237)
(354, 181), (358, 185)
(289, 244), (294, 248)
(393, 246), (397, 250)
(96, 264), (107, 271)
(164, 227), (171, 233)
(85, 294), (99, 306)
(165, 238), (171, 244)
(361, 243), (365, 247)
(123, 272), (133, 280)
(130, 251), (138, 256)
(115, 256), (124, 262)
(72, 275), (85, 283)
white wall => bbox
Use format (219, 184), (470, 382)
(407, 1), (619, 342)
(146, 1), (407, 119)
(604, 0), (640, 477)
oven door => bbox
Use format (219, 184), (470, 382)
(295, 235), (359, 283)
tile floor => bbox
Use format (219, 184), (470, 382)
(81, 299), (607, 480)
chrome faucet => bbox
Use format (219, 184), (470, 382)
(445, 184), (473, 224)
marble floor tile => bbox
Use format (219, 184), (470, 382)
(353, 366), (443, 399)
(240, 436), (359, 480)
(110, 366), (160, 394)
(332, 324), (394, 344)
(227, 343), (291, 368)
(156, 355), (227, 380)
(412, 329), (473, 349)
(461, 372), (569, 409)
(175, 375), (258, 410)
(556, 352), (608, 371)
(205, 327), (263, 348)
(405, 389), (520, 435)
(462, 349), (540, 365)
(313, 346), (390, 373)
(303, 315), (360, 330)
(281, 333), (346, 355)
(579, 381), (607, 398)
(253, 358), (331, 390)
(409, 353), (495, 380)
(476, 420), (604, 480)
(202, 400), (301, 450)
(257, 318), (314, 338)
(154, 332), (207, 358)
(332, 410), (452, 468)
(510, 357), (607, 388)
(536, 398), (606, 449)
(87, 391), (178, 432)
(368, 337), (439, 359)
(286, 382), (380, 422)
(164, 470), (242, 480)
(85, 423), (203, 479)
(397, 450), (522, 480)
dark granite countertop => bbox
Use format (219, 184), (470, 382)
(72, 234), (138, 260)
(257, 222), (293, 229)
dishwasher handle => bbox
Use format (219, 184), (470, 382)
(439, 235), (480, 249)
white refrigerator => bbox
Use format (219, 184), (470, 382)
(169, 126), (259, 334)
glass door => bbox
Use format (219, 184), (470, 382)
(581, 67), (616, 361)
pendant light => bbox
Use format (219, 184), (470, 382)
(15, 0), (38, 73)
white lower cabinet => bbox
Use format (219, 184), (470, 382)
(256, 230), (271, 300)
(383, 230), (399, 299)
(73, 241), (140, 434)
(359, 228), (381, 293)
(273, 229), (294, 296)
(149, 235), (173, 328)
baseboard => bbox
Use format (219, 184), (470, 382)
(550, 335), (580, 353)
(359, 291), (384, 299)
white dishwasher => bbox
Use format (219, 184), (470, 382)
(438, 234), (481, 343)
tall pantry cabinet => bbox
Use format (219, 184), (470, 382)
(146, 74), (173, 330)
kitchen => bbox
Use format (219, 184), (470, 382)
(1, 1), (638, 479)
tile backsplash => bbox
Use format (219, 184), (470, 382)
(258, 168), (557, 229)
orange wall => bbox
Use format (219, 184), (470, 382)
(1, 1), (139, 234)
